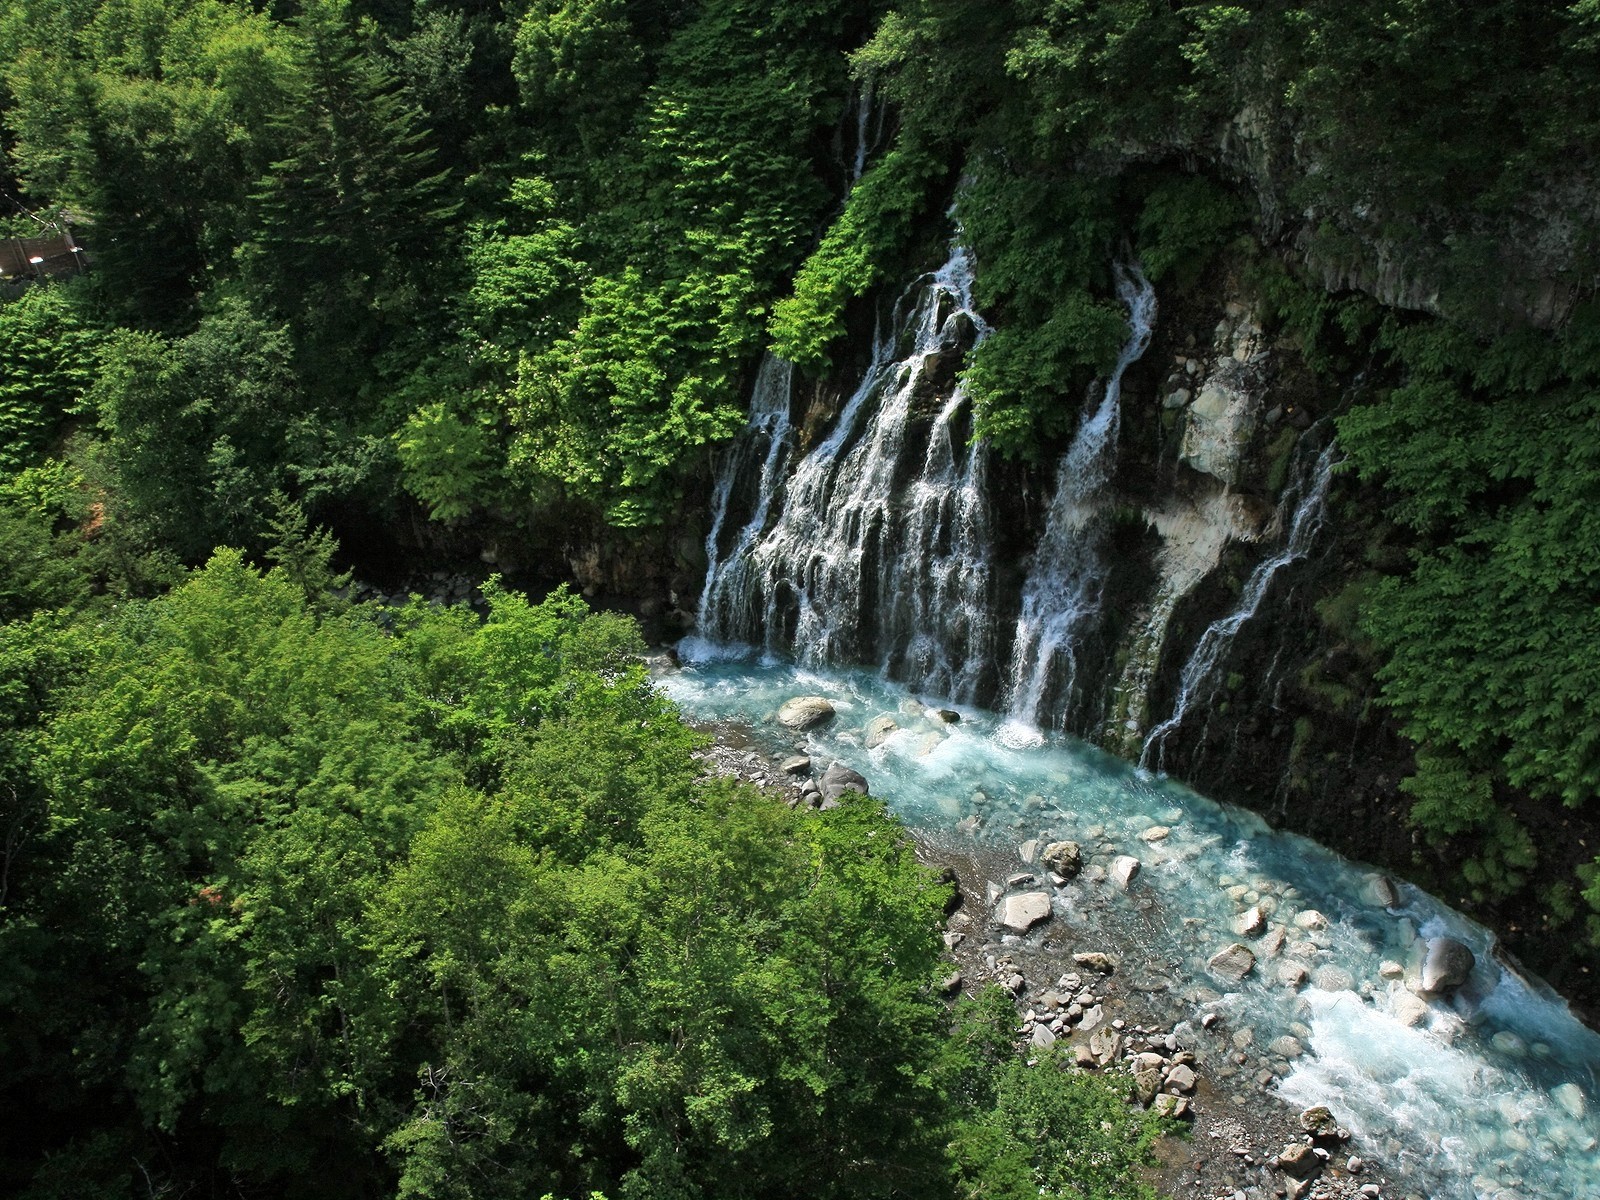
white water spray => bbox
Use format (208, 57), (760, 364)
(1140, 435), (1340, 771)
(1003, 263), (1156, 734)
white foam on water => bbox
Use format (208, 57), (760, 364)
(656, 655), (1600, 1200)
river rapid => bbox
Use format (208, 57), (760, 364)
(658, 649), (1600, 1200)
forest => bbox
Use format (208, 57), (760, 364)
(2, 0), (1600, 1195)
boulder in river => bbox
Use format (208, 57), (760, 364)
(1299, 1106), (1349, 1145)
(779, 755), (812, 775)
(999, 891), (1052, 933)
(1110, 855), (1142, 889)
(1420, 936), (1476, 995)
(1208, 943), (1257, 982)
(1233, 906), (1266, 937)
(820, 762), (869, 800)
(1391, 990), (1430, 1027)
(777, 696), (835, 730)
(1553, 1081), (1587, 1121)
(1041, 840), (1083, 878)
(1073, 951), (1117, 974)
(1364, 873), (1401, 908)
(865, 714), (899, 749)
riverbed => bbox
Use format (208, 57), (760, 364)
(659, 647), (1600, 1200)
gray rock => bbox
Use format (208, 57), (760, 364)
(1017, 838), (1040, 864)
(1074, 1044), (1097, 1069)
(1293, 909), (1329, 931)
(1258, 926), (1287, 958)
(1006, 872), (1038, 889)
(955, 814), (981, 836)
(1110, 855), (1142, 889)
(1031, 1023), (1057, 1049)
(1138, 824), (1171, 843)
(1233, 906), (1266, 937)
(1041, 840), (1083, 878)
(1073, 951), (1117, 974)
(940, 971), (963, 995)
(1208, 943), (1257, 983)
(779, 755), (812, 775)
(1089, 1024), (1122, 1065)
(1165, 1063), (1197, 1093)
(864, 714), (899, 749)
(1277, 962), (1309, 989)
(930, 707), (961, 724)
(1132, 1053), (1165, 1104)
(1079, 1004), (1106, 1033)
(1278, 1143), (1321, 1180)
(1269, 1036), (1305, 1060)
(999, 892), (1052, 933)
(777, 696), (835, 730)
(1421, 936), (1476, 994)
(820, 762), (869, 800)
(1391, 990), (1430, 1027)
(1151, 1093), (1192, 1119)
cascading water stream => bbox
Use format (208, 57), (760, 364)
(1003, 264), (1156, 736)
(851, 77), (875, 181)
(877, 387), (995, 702)
(1139, 434), (1340, 771)
(696, 354), (795, 643)
(691, 240), (998, 699)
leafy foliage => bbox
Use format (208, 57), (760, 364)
(0, 284), (97, 473)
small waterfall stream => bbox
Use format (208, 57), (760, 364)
(1002, 265), (1157, 735)
(1140, 434), (1340, 772)
(693, 240), (998, 698)
(851, 77), (875, 181)
(697, 354), (795, 640)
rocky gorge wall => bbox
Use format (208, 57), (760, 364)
(675, 230), (1600, 1016)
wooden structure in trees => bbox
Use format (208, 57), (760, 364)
(0, 230), (89, 282)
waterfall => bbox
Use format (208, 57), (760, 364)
(851, 78), (875, 181)
(696, 354), (795, 643)
(1105, 492), (1257, 755)
(876, 387), (995, 702)
(1139, 434), (1340, 771)
(1002, 264), (1157, 734)
(693, 240), (996, 696)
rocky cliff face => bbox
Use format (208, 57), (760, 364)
(676, 230), (1600, 1012)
